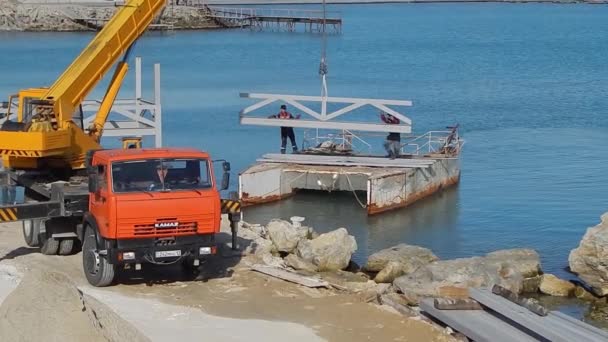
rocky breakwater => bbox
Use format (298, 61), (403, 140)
(365, 246), (543, 304)
(0, 0), (221, 31)
(237, 218), (583, 302)
(238, 217), (358, 273)
(569, 212), (608, 321)
(366, 243), (594, 306)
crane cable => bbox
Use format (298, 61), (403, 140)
(318, 0), (328, 98)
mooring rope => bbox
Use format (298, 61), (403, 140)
(342, 171), (368, 209)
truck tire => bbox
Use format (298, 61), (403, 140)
(40, 236), (60, 255)
(22, 220), (41, 247)
(82, 225), (115, 287)
(59, 239), (75, 255)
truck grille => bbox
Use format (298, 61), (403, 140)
(133, 220), (198, 237)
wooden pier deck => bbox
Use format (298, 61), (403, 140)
(204, 6), (342, 33)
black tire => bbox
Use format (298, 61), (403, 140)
(58, 239), (75, 255)
(82, 225), (115, 287)
(40, 236), (59, 255)
(22, 220), (41, 247)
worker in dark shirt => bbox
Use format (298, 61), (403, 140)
(380, 112), (401, 159)
(269, 104), (300, 154)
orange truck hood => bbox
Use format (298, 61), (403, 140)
(114, 191), (220, 238)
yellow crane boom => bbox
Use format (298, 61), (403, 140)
(0, 0), (166, 170)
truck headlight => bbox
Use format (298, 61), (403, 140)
(199, 247), (212, 255)
(122, 252), (135, 260)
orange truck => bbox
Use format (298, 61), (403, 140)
(1, 147), (239, 287)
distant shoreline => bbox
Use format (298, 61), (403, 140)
(203, 0), (606, 4)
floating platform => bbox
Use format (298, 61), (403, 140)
(239, 153), (460, 215)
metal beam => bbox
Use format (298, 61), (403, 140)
(240, 93), (412, 106)
(241, 117), (411, 133)
(100, 128), (157, 136)
(262, 153), (435, 165)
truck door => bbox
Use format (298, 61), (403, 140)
(89, 164), (111, 238)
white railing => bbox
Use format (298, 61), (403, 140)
(401, 127), (463, 157)
(208, 6), (340, 20)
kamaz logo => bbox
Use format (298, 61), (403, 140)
(155, 222), (179, 228)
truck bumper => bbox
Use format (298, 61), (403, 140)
(107, 234), (216, 264)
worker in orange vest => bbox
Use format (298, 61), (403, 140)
(380, 112), (401, 159)
(269, 104), (300, 154)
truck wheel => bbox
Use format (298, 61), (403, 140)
(40, 236), (60, 255)
(82, 225), (115, 287)
(59, 239), (75, 255)
(22, 220), (41, 247)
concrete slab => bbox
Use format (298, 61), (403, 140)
(81, 287), (326, 342)
(0, 264), (21, 307)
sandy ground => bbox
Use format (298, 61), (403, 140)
(0, 219), (453, 342)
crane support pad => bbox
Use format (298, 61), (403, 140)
(0, 201), (62, 223)
(221, 199), (241, 214)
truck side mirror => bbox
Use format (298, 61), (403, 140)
(88, 173), (99, 193)
(220, 172), (230, 191)
(223, 161), (231, 172)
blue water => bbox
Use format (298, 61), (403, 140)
(1, 3), (607, 284)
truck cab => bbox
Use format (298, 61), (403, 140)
(82, 147), (229, 286)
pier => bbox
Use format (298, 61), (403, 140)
(206, 6), (342, 33)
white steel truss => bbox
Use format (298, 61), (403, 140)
(239, 92), (413, 134)
(81, 57), (162, 147)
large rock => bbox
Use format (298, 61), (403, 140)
(393, 252), (528, 303)
(569, 212), (608, 296)
(485, 249), (541, 278)
(266, 220), (307, 253)
(238, 223), (276, 257)
(374, 261), (406, 284)
(539, 274), (575, 297)
(296, 228), (357, 271)
(522, 276), (542, 293)
(574, 285), (598, 302)
(284, 254), (318, 273)
(365, 244), (438, 272)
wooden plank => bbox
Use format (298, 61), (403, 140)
(550, 312), (608, 340)
(491, 285), (548, 316)
(470, 288), (604, 342)
(251, 265), (329, 288)
(434, 298), (482, 310)
(420, 298), (538, 342)
(437, 286), (470, 299)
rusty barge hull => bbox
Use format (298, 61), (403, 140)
(239, 154), (460, 215)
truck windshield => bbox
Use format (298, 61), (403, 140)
(111, 158), (212, 193)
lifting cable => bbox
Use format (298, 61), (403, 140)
(318, 0), (328, 98)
